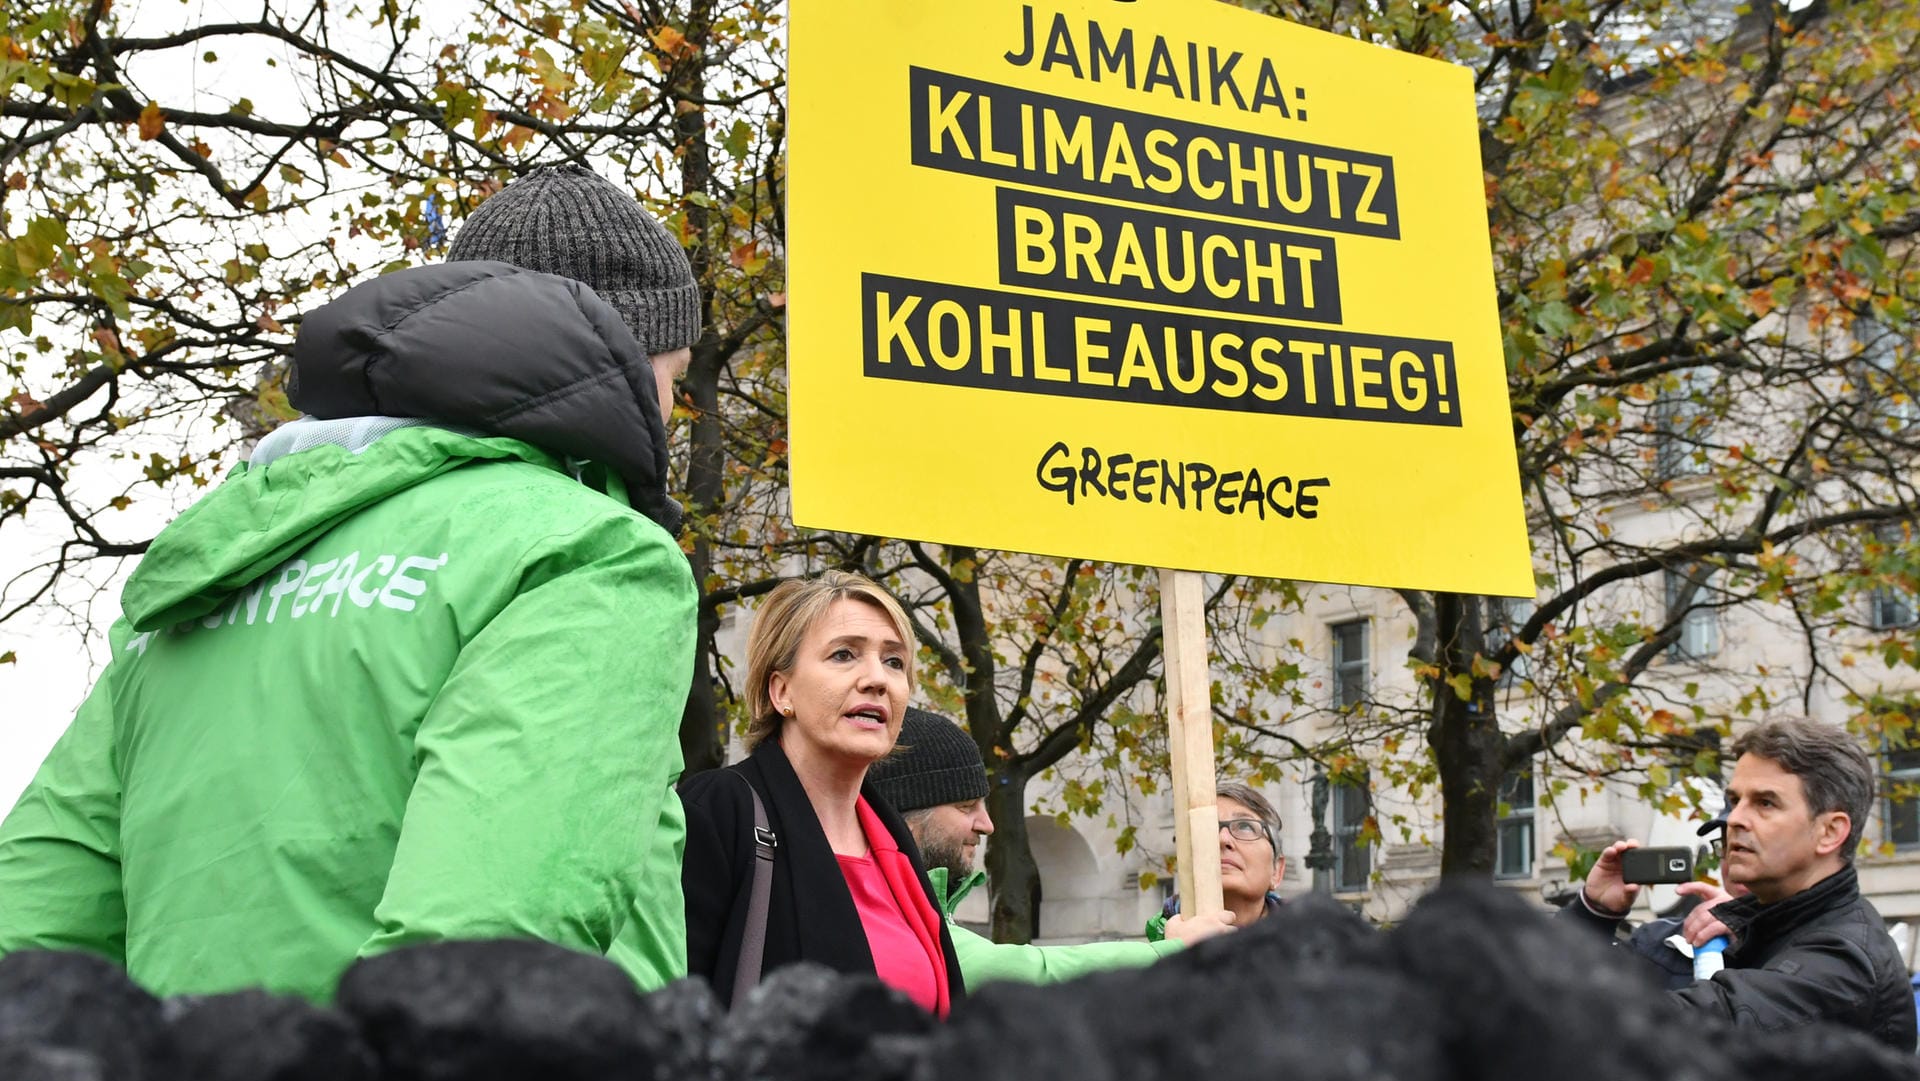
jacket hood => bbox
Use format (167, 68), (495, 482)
(122, 426), (559, 631)
(288, 261), (679, 534)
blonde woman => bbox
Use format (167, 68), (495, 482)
(679, 571), (963, 1014)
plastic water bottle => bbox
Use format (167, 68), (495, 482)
(1694, 935), (1729, 980)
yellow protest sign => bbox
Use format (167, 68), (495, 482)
(788, 0), (1532, 595)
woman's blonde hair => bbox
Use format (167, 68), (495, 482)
(743, 571), (916, 749)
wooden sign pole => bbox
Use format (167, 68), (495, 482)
(1159, 567), (1223, 916)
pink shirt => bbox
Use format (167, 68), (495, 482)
(837, 851), (941, 1012)
(833, 796), (950, 1015)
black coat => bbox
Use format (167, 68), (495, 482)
(678, 741), (966, 1008)
(1564, 866), (1916, 1050)
(1671, 866), (1916, 1051)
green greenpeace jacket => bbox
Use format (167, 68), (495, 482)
(0, 265), (698, 1001)
(928, 867), (1178, 985)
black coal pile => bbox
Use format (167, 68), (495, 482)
(170, 989), (378, 1081)
(0, 949), (173, 1081)
(0, 881), (1913, 1081)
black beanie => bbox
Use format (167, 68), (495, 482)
(869, 708), (990, 813)
(447, 164), (701, 355)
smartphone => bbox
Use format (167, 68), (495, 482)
(1621, 846), (1693, 885)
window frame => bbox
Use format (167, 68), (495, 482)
(1871, 588), (1917, 632)
(1654, 369), (1714, 480)
(1868, 524), (1916, 631)
(1331, 619), (1370, 710)
(1853, 317), (1916, 434)
(1486, 596), (1534, 690)
(1664, 569), (1720, 661)
(1332, 779), (1371, 893)
(1494, 768), (1536, 880)
(1885, 744), (1920, 850)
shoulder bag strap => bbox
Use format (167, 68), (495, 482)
(730, 771), (778, 1010)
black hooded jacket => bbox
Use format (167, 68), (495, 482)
(1565, 865), (1916, 1050)
(1670, 866), (1916, 1051)
(291, 260), (680, 533)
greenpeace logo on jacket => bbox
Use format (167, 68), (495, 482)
(131, 550), (452, 654)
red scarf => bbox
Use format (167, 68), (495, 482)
(855, 796), (952, 1016)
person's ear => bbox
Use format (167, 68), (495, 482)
(1269, 855), (1286, 891)
(1813, 810), (1851, 858)
(766, 671), (793, 720)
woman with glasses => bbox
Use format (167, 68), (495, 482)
(1146, 782), (1285, 941)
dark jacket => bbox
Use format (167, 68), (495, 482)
(1562, 867), (1917, 1050)
(293, 260), (680, 534)
(678, 741), (966, 1009)
(1675, 866), (1916, 1050)
(1625, 915), (1696, 991)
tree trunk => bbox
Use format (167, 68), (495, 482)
(1431, 691), (1503, 878)
(1427, 592), (1502, 878)
(670, 0), (726, 775)
(984, 770), (1039, 943)
(679, 598), (725, 773)
(677, 339), (726, 773)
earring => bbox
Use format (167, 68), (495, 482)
(781, 706), (793, 717)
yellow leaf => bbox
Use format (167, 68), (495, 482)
(651, 25), (689, 55)
(500, 124), (535, 152)
(137, 102), (165, 141)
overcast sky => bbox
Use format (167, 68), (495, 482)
(0, 553), (123, 805)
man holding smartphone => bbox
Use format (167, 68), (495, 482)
(1562, 718), (1914, 1051)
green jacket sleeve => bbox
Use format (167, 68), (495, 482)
(358, 517), (695, 989)
(607, 791), (688, 990)
(950, 921), (1179, 986)
(0, 668), (128, 962)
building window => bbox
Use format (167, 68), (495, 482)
(1886, 746), (1920, 848)
(1332, 779), (1371, 892)
(1495, 769), (1535, 879)
(1331, 620), (1369, 709)
(1868, 524), (1915, 631)
(1655, 369), (1713, 479)
(1854, 318), (1915, 434)
(1872, 587), (1916, 631)
(1664, 569), (1719, 661)
(1487, 596), (1533, 689)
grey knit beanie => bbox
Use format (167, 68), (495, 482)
(869, 708), (990, 813)
(447, 164), (701, 355)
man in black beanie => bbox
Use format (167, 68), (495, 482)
(869, 709), (1233, 987)
(448, 163), (700, 381)
(448, 163), (700, 527)
(871, 708), (997, 885)
(0, 163), (703, 1000)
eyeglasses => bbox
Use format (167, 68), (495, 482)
(1220, 818), (1271, 845)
